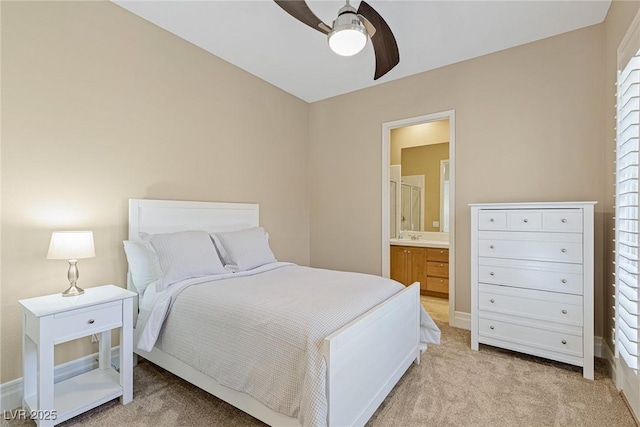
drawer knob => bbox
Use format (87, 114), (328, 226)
(88, 319), (95, 324)
(561, 248), (567, 253)
(489, 272), (495, 276)
(523, 218), (529, 223)
(561, 279), (567, 284)
(440, 250), (443, 254)
(562, 218), (567, 223)
(440, 264), (443, 267)
(490, 299), (495, 303)
(562, 340), (567, 345)
(490, 218), (495, 222)
(490, 326), (495, 330)
(562, 309), (568, 314)
(489, 245), (495, 249)
(408, 250), (411, 253)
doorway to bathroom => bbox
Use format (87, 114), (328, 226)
(381, 110), (456, 327)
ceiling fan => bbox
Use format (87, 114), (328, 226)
(274, 0), (399, 80)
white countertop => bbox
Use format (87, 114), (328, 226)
(389, 239), (449, 249)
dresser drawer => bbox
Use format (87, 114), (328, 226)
(479, 209), (584, 232)
(479, 284), (582, 325)
(478, 211), (507, 230)
(478, 317), (583, 357)
(427, 261), (448, 278)
(53, 301), (123, 344)
(543, 210), (583, 232)
(478, 258), (583, 294)
(478, 231), (583, 264)
(425, 277), (449, 293)
(507, 210), (543, 230)
(426, 248), (448, 262)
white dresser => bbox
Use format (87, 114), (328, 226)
(470, 201), (596, 379)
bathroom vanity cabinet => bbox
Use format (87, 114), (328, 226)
(390, 245), (449, 297)
(390, 246), (426, 289)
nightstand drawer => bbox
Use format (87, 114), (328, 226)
(53, 301), (122, 344)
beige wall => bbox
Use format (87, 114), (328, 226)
(401, 144), (449, 231)
(389, 120), (449, 165)
(603, 0), (640, 351)
(2, 0), (635, 386)
(1, 1), (310, 383)
(310, 24), (606, 335)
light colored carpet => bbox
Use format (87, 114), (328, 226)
(3, 322), (635, 427)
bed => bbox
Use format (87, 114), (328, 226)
(126, 198), (440, 427)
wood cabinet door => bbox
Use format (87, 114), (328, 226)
(390, 246), (408, 285)
(408, 248), (427, 287)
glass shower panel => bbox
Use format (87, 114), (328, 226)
(411, 187), (421, 231)
(401, 184), (411, 231)
(390, 181), (397, 238)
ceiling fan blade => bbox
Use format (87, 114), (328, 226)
(274, 0), (331, 35)
(357, 1), (399, 80)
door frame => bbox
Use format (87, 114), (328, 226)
(381, 110), (456, 326)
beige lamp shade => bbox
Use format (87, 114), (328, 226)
(47, 231), (95, 260)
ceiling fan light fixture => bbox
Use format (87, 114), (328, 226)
(328, 11), (367, 57)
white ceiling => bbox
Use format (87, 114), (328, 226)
(113, 0), (611, 103)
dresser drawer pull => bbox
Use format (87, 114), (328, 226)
(562, 310), (568, 314)
(562, 279), (567, 284)
(562, 340), (567, 345)
(88, 319), (95, 324)
(440, 264), (444, 267)
(489, 245), (494, 249)
(523, 219), (529, 223)
(490, 218), (495, 222)
(561, 248), (567, 253)
(562, 218), (567, 223)
(490, 326), (495, 330)
(440, 279), (444, 283)
(490, 299), (495, 303)
(489, 272), (495, 276)
(440, 250), (444, 254)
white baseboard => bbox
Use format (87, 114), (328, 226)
(451, 311), (471, 330)
(1, 347), (120, 412)
(598, 338), (617, 380)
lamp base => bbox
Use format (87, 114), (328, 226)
(62, 284), (84, 297)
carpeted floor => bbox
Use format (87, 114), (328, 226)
(3, 322), (636, 427)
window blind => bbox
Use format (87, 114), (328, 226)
(616, 51), (640, 372)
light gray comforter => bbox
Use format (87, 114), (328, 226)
(147, 264), (440, 426)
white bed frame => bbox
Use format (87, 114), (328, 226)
(128, 198), (421, 427)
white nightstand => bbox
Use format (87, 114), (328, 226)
(19, 285), (136, 426)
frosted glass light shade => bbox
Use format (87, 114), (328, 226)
(47, 231), (95, 260)
(329, 28), (367, 56)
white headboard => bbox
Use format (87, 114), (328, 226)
(128, 198), (259, 241)
(127, 199), (259, 297)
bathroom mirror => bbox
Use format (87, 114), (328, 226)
(389, 120), (450, 238)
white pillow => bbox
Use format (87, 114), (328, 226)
(212, 227), (277, 272)
(123, 240), (159, 295)
(148, 230), (227, 290)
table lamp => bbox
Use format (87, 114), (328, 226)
(47, 231), (95, 297)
